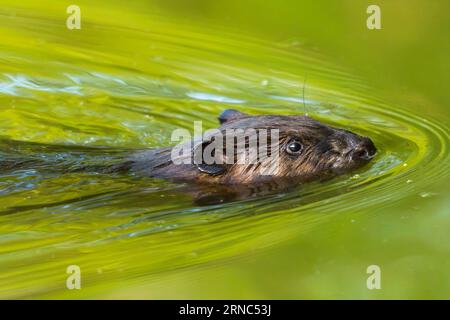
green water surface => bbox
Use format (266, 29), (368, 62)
(0, 0), (449, 299)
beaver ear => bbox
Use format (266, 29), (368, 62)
(218, 109), (248, 124)
(197, 163), (227, 176)
(193, 140), (227, 176)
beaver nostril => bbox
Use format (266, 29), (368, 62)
(352, 149), (370, 160)
(364, 138), (377, 157)
(351, 139), (377, 161)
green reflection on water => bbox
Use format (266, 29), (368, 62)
(0, 0), (448, 299)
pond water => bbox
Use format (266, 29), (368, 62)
(0, 1), (448, 298)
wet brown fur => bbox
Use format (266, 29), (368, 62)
(129, 110), (376, 186)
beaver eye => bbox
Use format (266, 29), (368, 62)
(286, 140), (303, 155)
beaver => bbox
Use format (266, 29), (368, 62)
(0, 109), (376, 204)
(130, 109), (376, 184)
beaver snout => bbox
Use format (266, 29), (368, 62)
(349, 137), (377, 161)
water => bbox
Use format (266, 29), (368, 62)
(0, 2), (449, 298)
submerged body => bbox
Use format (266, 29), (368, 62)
(0, 110), (376, 203)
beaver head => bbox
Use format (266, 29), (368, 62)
(190, 109), (377, 184)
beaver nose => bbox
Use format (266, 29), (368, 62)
(350, 138), (377, 161)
